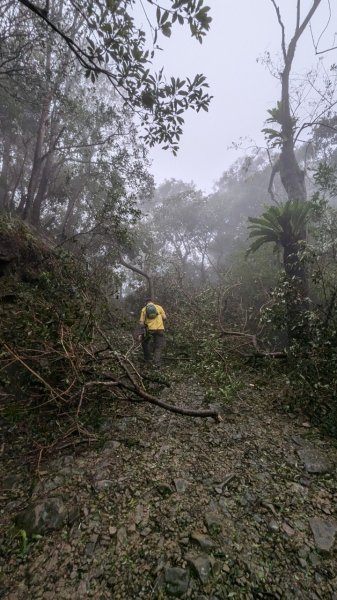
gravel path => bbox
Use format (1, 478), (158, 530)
(1, 373), (337, 599)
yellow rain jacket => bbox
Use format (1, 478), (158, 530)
(139, 303), (166, 331)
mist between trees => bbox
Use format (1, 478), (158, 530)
(1, 0), (337, 437)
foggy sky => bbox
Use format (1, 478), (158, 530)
(146, 0), (337, 193)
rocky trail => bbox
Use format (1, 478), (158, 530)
(1, 371), (337, 599)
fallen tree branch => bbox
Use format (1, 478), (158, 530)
(142, 373), (171, 387)
(250, 351), (287, 359)
(219, 329), (260, 351)
(94, 325), (221, 419)
(116, 352), (146, 391)
(117, 379), (221, 420)
(218, 328), (287, 360)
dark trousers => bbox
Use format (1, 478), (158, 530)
(142, 330), (165, 365)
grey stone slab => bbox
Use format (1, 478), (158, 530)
(309, 517), (337, 554)
(297, 448), (334, 474)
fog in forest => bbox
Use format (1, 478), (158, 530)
(1, 3), (337, 596)
(1, 0), (337, 345)
(1, 1), (337, 264)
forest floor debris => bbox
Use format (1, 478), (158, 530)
(1, 370), (337, 599)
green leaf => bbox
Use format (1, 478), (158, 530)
(162, 23), (172, 38)
(161, 10), (169, 25)
(247, 236), (274, 254)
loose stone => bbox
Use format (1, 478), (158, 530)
(186, 554), (215, 584)
(164, 567), (189, 597)
(297, 449), (334, 474)
(191, 531), (215, 551)
(309, 517), (337, 554)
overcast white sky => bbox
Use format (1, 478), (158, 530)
(144, 0), (337, 192)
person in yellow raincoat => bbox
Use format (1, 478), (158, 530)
(138, 298), (166, 366)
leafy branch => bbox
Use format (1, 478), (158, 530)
(16, 0), (213, 152)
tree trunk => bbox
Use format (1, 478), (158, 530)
(22, 26), (52, 222)
(10, 151), (27, 212)
(0, 136), (11, 211)
(30, 121), (65, 226)
(59, 158), (91, 238)
(272, 0), (322, 205)
(283, 241), (309, 343)
(119, 256), (154, 298)
(60, 194), (78, 239)
(270, 0), (322, 326)
(30, 149), (54, 226)
(279, 138), (306, 202)
(23, 89), (52, 221)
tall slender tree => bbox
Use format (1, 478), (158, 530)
(266, 0), (322, 204)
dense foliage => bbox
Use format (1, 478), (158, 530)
(0, 217), (134, 443)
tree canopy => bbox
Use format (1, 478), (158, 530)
(15, 0), (212, 153)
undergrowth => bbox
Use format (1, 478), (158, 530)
(0, 218), (133, 451)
